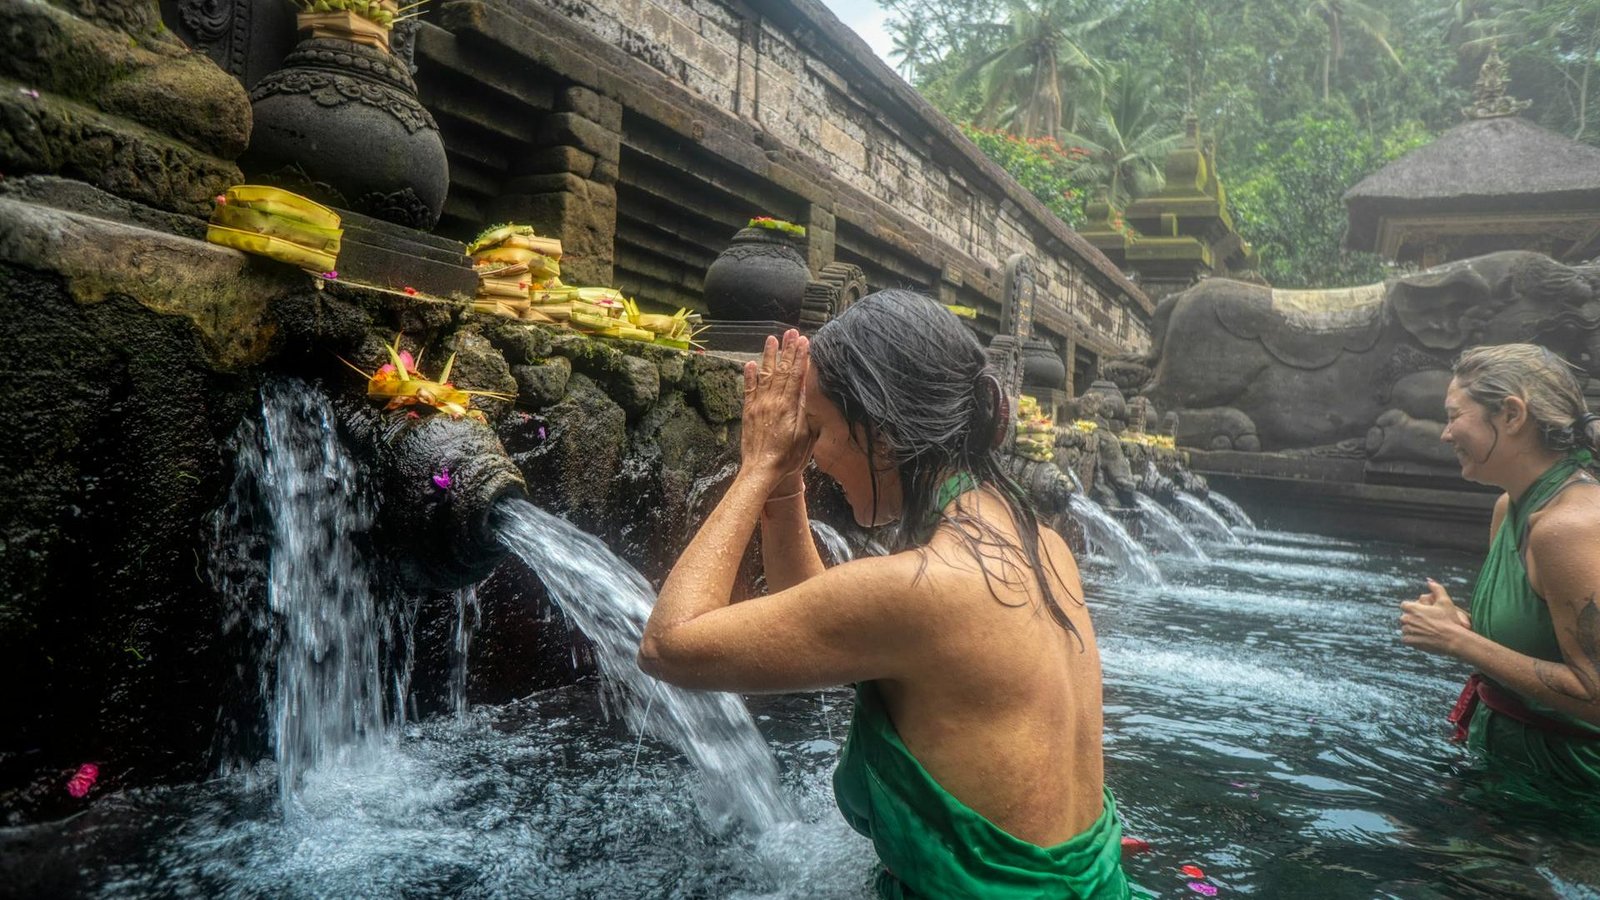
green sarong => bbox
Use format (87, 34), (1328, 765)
(1465, 453), (1600, 786)
(833, 681), (1131, 899)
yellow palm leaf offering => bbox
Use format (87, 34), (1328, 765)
(468, 223), (563, 310)
(339, 334), (512, 423)
(206, 185), (342, 273)
(1014, 395), (1056, 462)
(464, 225), (702, 352)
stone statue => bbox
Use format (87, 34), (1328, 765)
(1139, 251), (1600, 463)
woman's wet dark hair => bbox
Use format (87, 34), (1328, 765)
(809, 289), (1083, 641)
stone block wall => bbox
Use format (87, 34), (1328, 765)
(0, 184), (756, 820)
(413, 0), (1150, 381)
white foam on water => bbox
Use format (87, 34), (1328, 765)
(1099, 636), (1395, 718)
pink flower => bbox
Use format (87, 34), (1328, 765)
(214, 194), (228, 205)
(398, 351), (415, 370)
(432, 467), (452, 491)
(320, 270), (338, 280)
(66, 763), (99, 798)
(1188, 884), (1218, 897)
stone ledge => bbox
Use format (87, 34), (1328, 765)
(0, 197), (289, 369)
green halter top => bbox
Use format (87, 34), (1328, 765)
(1467, 453), (1600, 785)
(833, 475), (1130, 898)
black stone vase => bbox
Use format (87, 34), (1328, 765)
(702, 226), (812, 323)
(242, 35), (449, 230)
(1020, 337), (1066, 393)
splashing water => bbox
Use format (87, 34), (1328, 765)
(809, 519), (855, 564)
(448, 585), (481, 719)
(493, 497), (793, 833)
(686, 461), (740, 516)
(224, 381), (384, 814)
(1207, 489), (1258, 531)
(1068, 493), (1163, 585)
(1175, 491), (1240, 544)
(1134, 493), (1209, 560)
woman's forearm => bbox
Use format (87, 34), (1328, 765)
(761, 476), (825, 591)
(645, 469), (775, 642)
(1456, 631), (1600, 727)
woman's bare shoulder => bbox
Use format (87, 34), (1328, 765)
(1529, 479), (1600, 558)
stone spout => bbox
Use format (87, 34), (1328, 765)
(344, 405), (527, 589)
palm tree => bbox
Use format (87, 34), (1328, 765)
(960, 0), (1105, 139)
(1060, 61), (1185, 209)
(1305, 0), (1404, 101)
(889, 23), (930, 79)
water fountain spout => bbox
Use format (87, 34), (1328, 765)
(345, 405), (528, 589)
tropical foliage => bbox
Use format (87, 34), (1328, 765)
(958, 125), (1093, 225)
(882, 0), (1599, 287)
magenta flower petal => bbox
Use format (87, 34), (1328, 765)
(66, 763), (99, 798)
(1188, 883), (1218, 897)
(432, 468), (452, 491)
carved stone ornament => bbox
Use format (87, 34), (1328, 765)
(1462, 44), (1532, 120)
(249, 39), (437, 134)
(1002, 252), (1038, 341)
(242, 36), (449, 230)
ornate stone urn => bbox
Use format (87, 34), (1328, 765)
(1020, 337), (1066, 392)
(242, 26), (449, 230)
(702, 224), (812, 323)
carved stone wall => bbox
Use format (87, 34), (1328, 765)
(410, 0), (1151, 362)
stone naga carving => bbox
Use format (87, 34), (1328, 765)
(339, 401), (527, 590)
(1140, 251), (1600, 462)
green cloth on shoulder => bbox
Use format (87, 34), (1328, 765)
(833, 681), (1131, 899)
(1467, 453), (1600, 786)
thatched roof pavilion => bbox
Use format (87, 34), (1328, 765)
(1344, 49), (1600, 268)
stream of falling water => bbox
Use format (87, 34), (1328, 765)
(218, 380), (385, 815)
(493, 497), (793, 834)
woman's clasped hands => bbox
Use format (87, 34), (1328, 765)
(1399, 578), (1473, 657)
(741, 329), (816, 486)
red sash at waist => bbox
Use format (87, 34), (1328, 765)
(1450, 672), (1600, 742)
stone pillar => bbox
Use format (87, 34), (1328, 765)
(805, 203), (836, 274)
(937, 266), (963, 309)
(490, 85), (621, 287)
